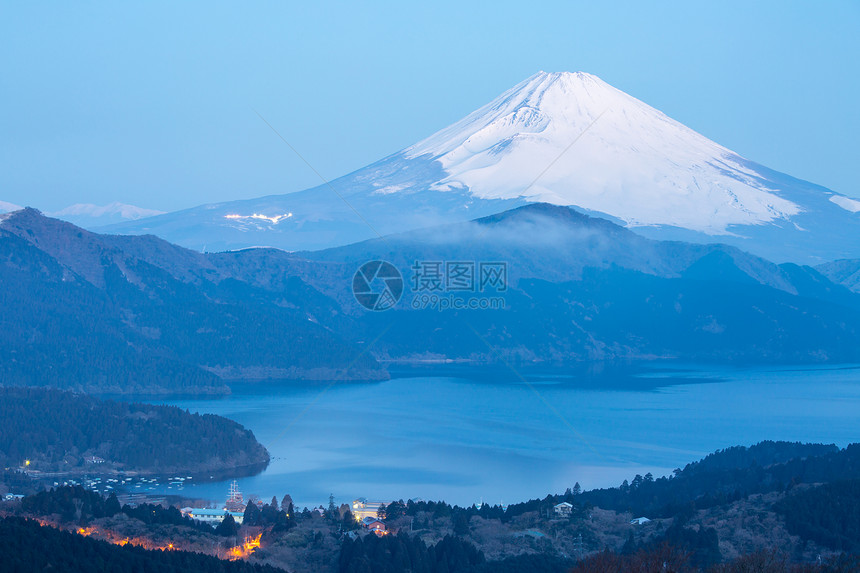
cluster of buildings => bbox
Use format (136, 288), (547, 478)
(179, 487), (392, 531)
(553, 500), (650, 526)
(179, 490), (616, 535)
(350, 498), (389, 536)
(181, 480), (246, 525)
(350, 498), (386, 520)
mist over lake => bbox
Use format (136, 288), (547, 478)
(142, 363), (860, 509)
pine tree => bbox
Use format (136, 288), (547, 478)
(215, 513), (239, 537)
(328, 493), (337, 518)
(453, 512), (469, 536)
(243, 501), (261, 526)
(621, 530), (636, 554)
(342, 509), (359, 531)
(105, 492), (121, 517)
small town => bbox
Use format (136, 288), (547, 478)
(7, 438), (860, 573)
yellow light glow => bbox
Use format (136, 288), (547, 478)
(227, 533), (262, 560)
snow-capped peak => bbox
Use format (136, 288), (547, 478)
(405, 71), (801, 233)
(102, 71), (857, 263)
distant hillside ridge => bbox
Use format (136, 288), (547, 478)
(0, 208), (387, 394)
(3, 204), (860, 391)
(0, 386), (269, 475)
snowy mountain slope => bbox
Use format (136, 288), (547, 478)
(98, 170), (524, 253)
(48, 202), (165, 228)
(0, 200), (22, 214)
(405, 72), (801, 232)
(103, 72), (859, 263)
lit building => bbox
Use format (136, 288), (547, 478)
(351, 498), (388, 520)
(361, 516), (386, 535)
(181, 507), (244, 525)
(553, 502), (573, 517)
(180, 480), (248, 525)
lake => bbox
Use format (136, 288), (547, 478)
(142, 363), (860, 510)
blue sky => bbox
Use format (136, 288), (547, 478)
(2, 1), (858, 212)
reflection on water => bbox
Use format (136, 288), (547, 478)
(135, 363), (860, 509)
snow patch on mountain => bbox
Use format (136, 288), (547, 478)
(0, 200), (22, 214)
(49, 202), (165, 228)
(51, 202), (165, 220)
(830, 194), (860, 213)
(406, 71), (800, 234)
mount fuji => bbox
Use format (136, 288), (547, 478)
(101, 72), (859, 263)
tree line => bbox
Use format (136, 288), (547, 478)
(22, 485), (213, 534)
(775, 478), (860, 553)
(577, 441), (860, 517)
(339, 532), (485, 573)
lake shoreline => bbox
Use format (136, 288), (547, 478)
(120, 362), (860, 509)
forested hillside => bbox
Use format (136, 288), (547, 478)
(775, 479), (860, 553)
(0, 387), (269, 474)
(0, 209), (386, 394)
(577, 441), (860, 518)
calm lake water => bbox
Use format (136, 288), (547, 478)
(142, 363), (860, 509)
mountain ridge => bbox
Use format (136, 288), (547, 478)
(0, 208), (387, 393)
(3, 204), (860, 396)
